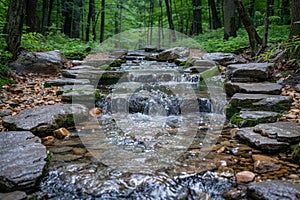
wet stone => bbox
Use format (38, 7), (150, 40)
(45, 78), (90, 87)
(230, 111), (279, 128)
(0, 131), (47, 191)
(49, 147), (73, 154)
(236, 128), (289, 152)
(226, 63), (274, 82)
(225, 81), (282, 97)
(0, 191), (27, 200)
(203, 52), (247, 66)
(253, 122), (300, 144)
(51, 154), (83, 162)
(156, 47), (189, 61)
(254, 160), (281, 173)
(236, 171), (255, 183)
(2, 104), (88, 137)
(247, 180), (300, 200)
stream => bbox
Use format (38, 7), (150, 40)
(38, 51), (258, 199)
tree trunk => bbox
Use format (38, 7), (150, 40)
(6, 0), (27, 59)
(263, 0), (272, 47)
(269, 0), (274, 16)
(149, 0), (154, 45)
(191, 0), (202, 35)
(289, 0), (300, 39)
(249, 0), (255, 19)
(164, 0), (176, 41)
(42, 0), (49, 35)
(86, 0), (94, 41)
(63, 0), (72, 37)
(100, 0), (105, 43)
(26, 0), (40, 33)
(71, 0), (82, 38)
(223, 0), (236, 40)
(234, 0), (262, 55)
(282, 0), (290, 25)
(47, 0), (54, 29)
(209, 0), (221, 29)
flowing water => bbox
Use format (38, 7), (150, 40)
(40, 51), (234, 199)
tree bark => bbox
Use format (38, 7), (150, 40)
(191, 0), (203, 35)
(86, 0), (94, 41)
(165, 0), (176, 41)
(249, 0), (255, 19)
(71, 0), (82, 38)
(209, 0), (221, 29)
(282, 0), (290, 25)
(47, 0), (54, 29)
(6, 0), (27, 59)
(42, 0), (49, 35)
(26, 0), (40, 33)
(289, 0), (300, 39)
(100, 0), (105, 43)
(63, 0), (72, 37)
(234, 0), (262, 55)
(223, 0), (236, 40)
(263, 0), (272, 47)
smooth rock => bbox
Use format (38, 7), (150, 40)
(225, 81), (282, 97)
(156, 47), (189, 61)
(0, 191), (27, 200)
(230, 111), (279, 127)
(226, 63), (274, 82)
(203, 52), (247, 66)
(45, 78), (90, 87)
(295, 84), (300, 93)
(2, 104), (88, 137)
(253, 122), (300, 143)
(247, 180), (300, 200)
(236, 128), (289, 152)
(230, 93), (292, 112)
(236, 171), (255, 183)
(254, 160), (281, 173)
(9, 50), (64, 74)
(0, 109), (12, 117)
(56, 84), (95, 95)
(0, 131), (47, 191)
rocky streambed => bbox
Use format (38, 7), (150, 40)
(0, 47), (300, 199)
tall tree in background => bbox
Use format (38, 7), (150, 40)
(191, 0), (202, 35)
(208, 0), (221, 29)
(223, 0), (236, 40)
(235, 0), (262, 54)
(86, 0), (95, 41)
(41, 0), (49, 35)
(263, 0), (272, 47)
(282, 0), (290, 25)
(63, 0), (72, 37)
(165, 0), (176, 41)
(26, 0), (39, 33)
(289, 0), (300, 58)
(100, 0), (105, 43)
(249, 0), (255, 19)
(6, 0), (26, 59)
(47, 0), (54, 29)
(71, 0), (83, 38)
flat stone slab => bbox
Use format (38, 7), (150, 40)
(156, 47), (189, 61)
(230, 111), (279, 127)
(225, 81), (282, 97)
(45, 78), (90, 87)
(2, 104), (88, 137)
(236, 128), (289, 152)
(57, 84), (95, 95)
(226, 63), (274, 82)
(0, 131), (47, 191)
(247, 180), (300, 200)
(0, 191), (27, 200)
(203, 52), (247, 66)
(230, 93), (292, 112)
(253, 122), (300, 143)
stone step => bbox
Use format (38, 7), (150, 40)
(226, 93), (292, 118)
(230, 110), (279, 128)
(225, 81), (282, 97)
(45, 78), (90, 87)
(57, 84), (95, 95)
(226, 63), (274, 82)
(236, 128), (289, 152)
(253, 122), (300, 144)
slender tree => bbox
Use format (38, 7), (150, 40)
(100, 0), (105, 43)
(71, 0), (83, 38)
(209, 0), (221, 29)
(165, 0), (176, 41)
(282, 0), (290, 25)
(41, 0), (49, 35)
(234, 0), (262, 55)
(191, 0), (203, 35)
(6, 0), (27, 59)
(249, 0), (255, 19)
(263, 0), (272, 47)
(223, 0), (236, 40)
(289, 0), (300, 58)
(47, 0), (54, 29)
(86, 0), (95, 41)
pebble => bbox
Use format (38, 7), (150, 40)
(73, 148), (87, 155)
(236, 171), (255, 183)
(0, 191), (27, 200)
(53, 128), (71, 139)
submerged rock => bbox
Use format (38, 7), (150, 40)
(0, 131), (47, 191)
(2, 104), (88, 137)
(226, 63), (274, 82)
(247, 180), (300, 200)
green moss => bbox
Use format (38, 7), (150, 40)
(225, 104), (241, 119)
(292, 144), (300, 164)
(66, 115), (75, 126)
(100, 64), (111, 70)
(95, 90), (101, 101)
(230, 113), (276, 127)
(109, 59), (126, 67)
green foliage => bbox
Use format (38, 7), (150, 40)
(292, 144), (300, 164)
(0, 39), (14, 87)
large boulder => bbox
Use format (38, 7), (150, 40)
(2, 104), (88, 137)
(156, 47), (189, 61)
(9, 50), (64, 74)
(0, 131), (47, 191)
(247, 180), (300, 200)
(203, 52), (247, 66)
